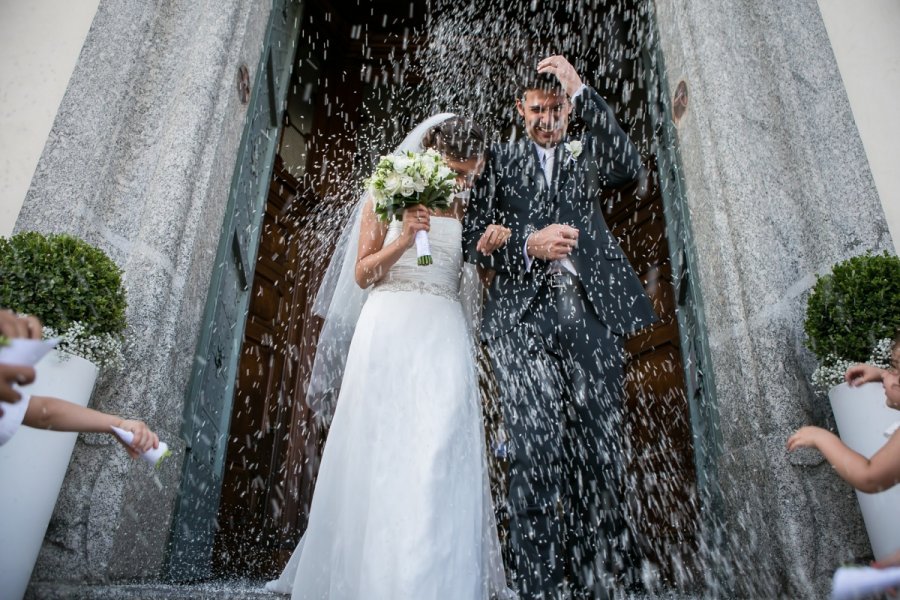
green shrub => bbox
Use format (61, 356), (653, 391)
(0, 232), (127, 337)
(804, 251), (900, 363)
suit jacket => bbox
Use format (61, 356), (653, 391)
(463, 85), (657, 340)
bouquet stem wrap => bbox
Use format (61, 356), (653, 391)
(414, 230), (432, 266)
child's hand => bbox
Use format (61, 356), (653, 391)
(845, 363), (885, 387)
(0, 364), (36, 405)
(787, 426), (826, 451)
(115, 419), (160, 458)
(874, 548), (900, 569)
(0, 309), (42, 340)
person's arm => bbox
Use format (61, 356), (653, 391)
(24, 395), (159, 458)
(463, 153), (522, 275)
(462, 151), (495, 262)
(354, 198), (430, 288)
(471, 217), (531, 277)
(576, 86), (641, 186)
(538, 55), (640, 187)
(464, 149), (566, 277)
(787, 426), (900, 493)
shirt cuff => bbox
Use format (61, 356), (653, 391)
(523, 235), (534, 273)
(571, 84), (587, 101)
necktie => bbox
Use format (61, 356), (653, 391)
(540, 146), (579, 276)
(541, 149), (554, 187)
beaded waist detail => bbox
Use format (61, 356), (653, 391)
(371, 279), (459, 302)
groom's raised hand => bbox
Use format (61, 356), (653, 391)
(537, 55), (583, 98)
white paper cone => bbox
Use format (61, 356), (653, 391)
(111, 425), (170, 467)
(832, 566), (900, 600)
(0, 338), (57, 367)
(414, 229), (432, 265)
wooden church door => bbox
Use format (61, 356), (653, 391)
(166, 0), (304, 581)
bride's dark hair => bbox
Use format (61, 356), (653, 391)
(421, 117), (486, 161)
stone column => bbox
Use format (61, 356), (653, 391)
(14, 0), (271, 583)
(653, 0), (893, 596)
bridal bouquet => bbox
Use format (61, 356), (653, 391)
(366, 149), (457, 265)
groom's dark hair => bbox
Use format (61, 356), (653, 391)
(516, 71), (565, 101)
(422, 117), (486, 161)
(514, 44), (566, 100)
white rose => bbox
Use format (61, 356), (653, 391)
(565, 140), (583, 159)
(383, 173), (402, 196)
(393, 155), (412, 173)
(437, 166), (453, 181)
(399, 175), (416, 197)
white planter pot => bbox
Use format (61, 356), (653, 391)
(829, 381), (900, 561)
(0, 350), (98, 600)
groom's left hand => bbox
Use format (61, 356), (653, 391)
(537, 55), (583, 98)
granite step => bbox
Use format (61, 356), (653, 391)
(27, 580), (702, 600)
(26, 579), (273, 600)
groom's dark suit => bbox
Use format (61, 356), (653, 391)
(464, 86), (656, 598)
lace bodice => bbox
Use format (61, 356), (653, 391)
(372, 217), (463, 300)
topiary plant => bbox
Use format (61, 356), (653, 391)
(805, 251), (900, 390)
(0, 231), (127, 368)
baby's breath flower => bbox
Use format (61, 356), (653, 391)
(811, 338), (893, 393)
(44, 321), (125, 371)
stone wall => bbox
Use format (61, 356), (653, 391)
(653, 0), (894, 596)
(14, 0), (271, 584)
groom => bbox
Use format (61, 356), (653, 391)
(464, 55), (656, 598)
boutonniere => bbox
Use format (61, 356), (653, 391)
(564, 140), (583, 161)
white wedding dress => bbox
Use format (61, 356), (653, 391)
(265, 217), (512, 599)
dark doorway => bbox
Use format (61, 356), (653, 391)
(214, 0), (707, 589)
(213, 158), (322, 576)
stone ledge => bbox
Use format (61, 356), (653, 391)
(26, 581), (702, 600)
(27, 579), (273, 600)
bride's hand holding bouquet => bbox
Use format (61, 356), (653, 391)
(366, 149), (457, 266)
(398, 204), (431, 250)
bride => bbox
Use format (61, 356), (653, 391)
(264, 114), (515, 599)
